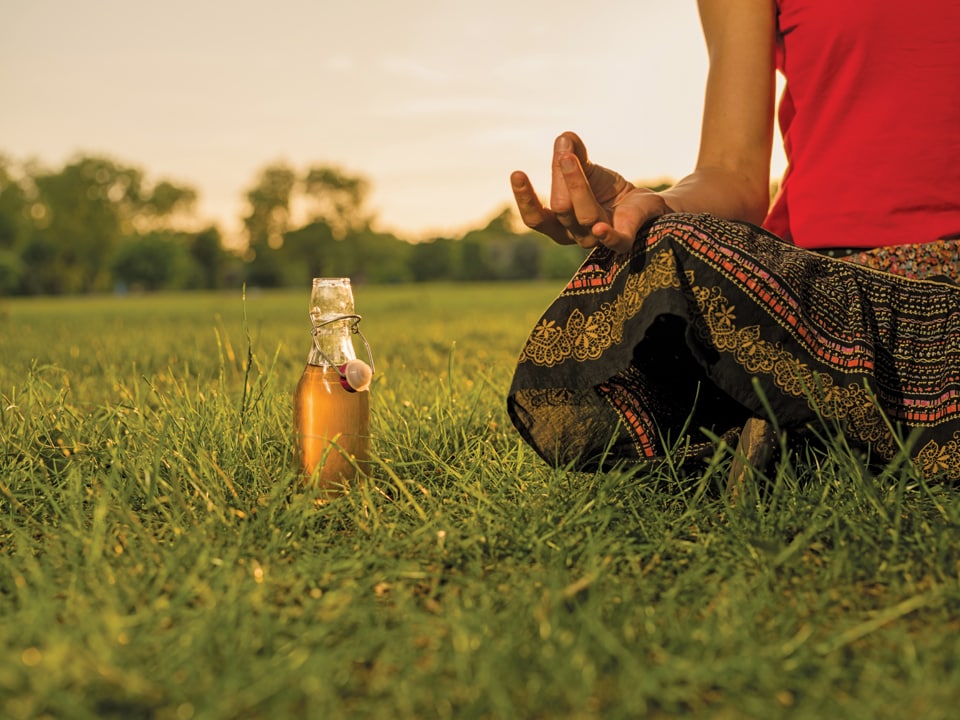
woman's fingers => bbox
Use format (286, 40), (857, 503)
(549, 132), (593, 217)
(510, 170), (575, 245)
(558, 153), (606, 230)
(550, 136), (574, 218)
(514, 131), (646, 251)
(510, 170), (544, 226)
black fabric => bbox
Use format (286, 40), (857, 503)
(508, 213), (960, 480)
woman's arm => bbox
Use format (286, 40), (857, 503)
(511, 0), (777, 252)
(661, 0), (777, 225)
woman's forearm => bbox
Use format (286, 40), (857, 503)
(658, 166), (771, 226)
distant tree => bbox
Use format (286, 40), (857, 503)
(458, 238), (495, 281)
(280, 220), (338, 286)
(135, 180), (197, 232)
(410, 236), (459, 282)
(243, 163), (295, 249)
(242, 163), (297, 287)
(0, 156), (29, 293)
(303, 165), (370, 238)
(458, 207), (525, 281)
(112, 232), (200, 291)
(12, 154), (199, 294)
(17, 234), (61, 295)
(510, 236), (541, 279)
(482, 207), (514, 235)
(421, 206), (592, 283)
(240, 163), (383, 287)
(26, 156), (139, 292)
(189, 225), (229, 289)
(0, 156), (28, 251)
(351, 228), (412, 284)
(539, 239), (589, 279)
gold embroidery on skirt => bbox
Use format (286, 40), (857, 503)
(691, 279), (896, 458)
(518, 250), (682, 367)
(915, 432), (960, 478)
(688, 258), (960, 475)
(520, 245), (960, 477)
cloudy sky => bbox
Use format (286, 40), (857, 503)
(2, 0), (785, 242)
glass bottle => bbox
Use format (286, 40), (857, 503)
(294, 277), (373, 491)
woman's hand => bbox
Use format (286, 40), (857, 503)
(511, 131), (672, 254)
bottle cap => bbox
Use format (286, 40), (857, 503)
(339, 359), (372, 392)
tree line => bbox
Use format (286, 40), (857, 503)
(0, 153), (607, 296)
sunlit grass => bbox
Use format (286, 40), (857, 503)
(1, 285), (959, 719)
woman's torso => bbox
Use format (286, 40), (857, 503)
(763, 0), (960, 250)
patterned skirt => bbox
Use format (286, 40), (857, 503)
(507, 213), (960, 481)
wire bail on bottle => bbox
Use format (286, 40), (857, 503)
(310, 313), (375, 392)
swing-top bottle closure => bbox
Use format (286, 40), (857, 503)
(309, 313), (375, 392)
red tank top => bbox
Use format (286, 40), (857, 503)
(763, 0), (960, 249)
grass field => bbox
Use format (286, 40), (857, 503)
(1, 283), (959, 719)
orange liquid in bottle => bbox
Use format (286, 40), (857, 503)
(294, 365), (370, 491)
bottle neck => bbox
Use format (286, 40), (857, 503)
(307, 316), (357, 367)
(307, 278), (359, 368)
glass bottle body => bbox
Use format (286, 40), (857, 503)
(293, 278), (370, 490)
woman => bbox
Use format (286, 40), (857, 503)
(507, 0), (960, 480)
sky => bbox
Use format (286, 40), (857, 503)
(2, 0), (785, 243)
